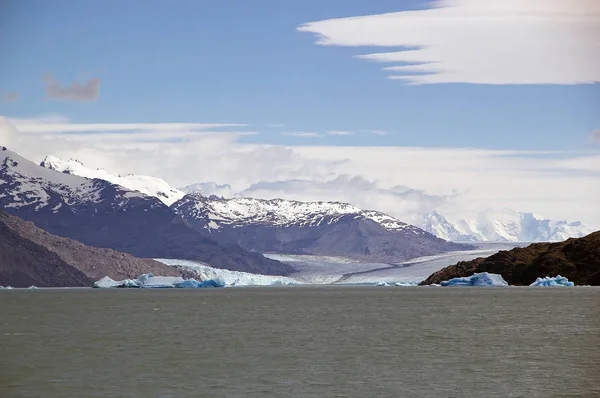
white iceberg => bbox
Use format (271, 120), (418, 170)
(28, 285), (38, 289)
(93, 276), (142, 288)
(440, 272), (508, 287)
(141, 276), (184, 288)
(93, 274), (226, 289)
(0, 285), (13, 290)
(376, 281), (390, 287)
(530, 275), (574, 287)
(395, 281), (418, 287)
(155, 259), (303, 286)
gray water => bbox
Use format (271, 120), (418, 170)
(1, 287), (599, 398)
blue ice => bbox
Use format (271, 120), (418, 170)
(440, 272), (509, 287)
(529, 275), (574, 287)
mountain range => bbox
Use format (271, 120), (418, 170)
(414, 210), (594, 242)
(33, 151), (467, 263)
(0, 147), (290, 275)
(37, 154), (593, 245)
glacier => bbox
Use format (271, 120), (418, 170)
(440, 272), (509, 287)
(529, 275), (574, 287)
(156, 258), (303, 286)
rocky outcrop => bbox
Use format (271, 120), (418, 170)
(420, 231), (600, 286)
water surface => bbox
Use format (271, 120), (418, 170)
(1, 287), (599, 397)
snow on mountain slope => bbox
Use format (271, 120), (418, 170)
(416, 209), (594, 242)
(40, 155), (185, 206)
(0, 147), (144, 211)
(174, 194), (422, 233)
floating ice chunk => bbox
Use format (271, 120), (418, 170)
(530, 275), (574, 287)
(93, 276), (141, 288)
(174, 278), (226, 288)
(0, 285), (13, 289)
(440, 272), (508, 287)
(376, 281), (390, 286)
(141, 276), (184, 288)
(28, 285), (38, 289)
(136, 273), (154, 284)
(395, 281), (418, 286)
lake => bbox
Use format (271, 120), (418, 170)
(1, 287), (599, 397)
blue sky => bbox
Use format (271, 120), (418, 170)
(1, 0), (598, 150)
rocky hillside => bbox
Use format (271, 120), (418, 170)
(420, 231), (600, 286)
(0, 213), (91, 287)
(0, 211), (181, 284)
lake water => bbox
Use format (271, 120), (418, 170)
(1, 287), (599, 397)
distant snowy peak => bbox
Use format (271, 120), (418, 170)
(416, 209), (595, 242)
(40, 155), (185, 206)
(174, 193), (422, 233)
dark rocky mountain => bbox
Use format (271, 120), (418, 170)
(0, 213), (91, 287)
(0, 147), (292, 275)
(0, 211), (183, 283)
(420, 231), (600, 286)
(172, 194), (472, 263)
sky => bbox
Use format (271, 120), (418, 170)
(0, 0), (599, 225)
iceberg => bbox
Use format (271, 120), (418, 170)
(376, 281), (390, 287)
(395, 281), (418, 287)
(174, 278), (226, 289)
(440, 272), (508, 287)
(93, 274), (226, 289)
(93, 276), (142, 288)
(530, 275), (574, 287)
(0, 285), (13, 290)
(141, 276), (184, 288)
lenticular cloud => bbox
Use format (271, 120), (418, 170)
(298, 0), (600, 85)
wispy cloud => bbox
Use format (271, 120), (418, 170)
(327, 130), (354, 136)
(281, 131), (322, 138)
(298, 0), (600, 85)
(268, 123), (285, 128)
(364, 130), (392, 136)
(44, 73), (101, 101)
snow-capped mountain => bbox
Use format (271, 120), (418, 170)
(40, 155), (185, 206)
(0, 147), (291, 275)
(416, 209), (595, 242)
(171, 193), (471, 263)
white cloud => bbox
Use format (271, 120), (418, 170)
(281, 131), (322, 138)
(268, 123), (285, 128)
(2, 115), (599, 227)
(298, 0), (600, 85)
(327, 130), (353, 136)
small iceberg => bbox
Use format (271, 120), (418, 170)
(0, 285), (13, 290)
(395, 281), (418, 287)
(93, 276), (142, 288)
(376, 281), (390, 287)
(28, 285), (38, 289)
(440, 272), (508, 287)
(530, 275), (574, 287)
